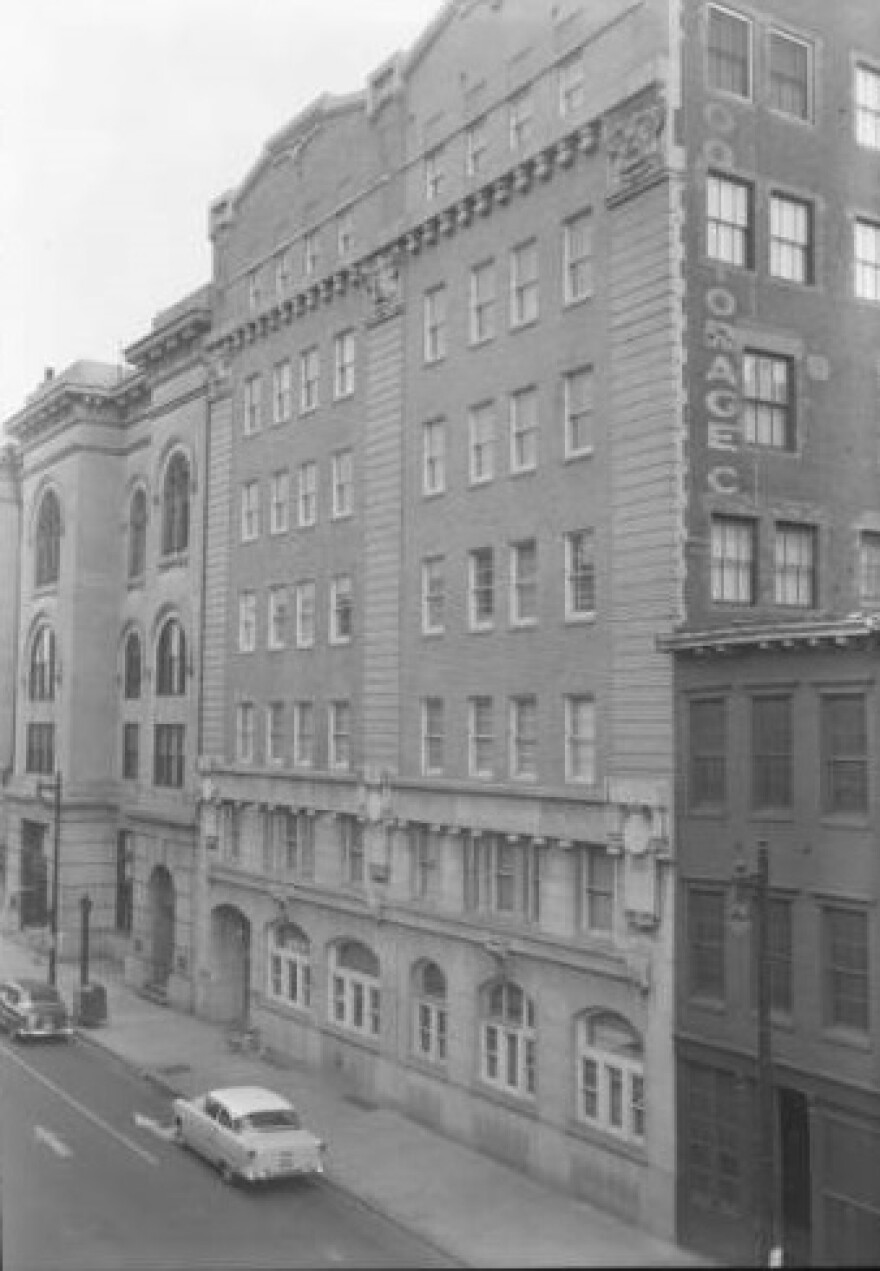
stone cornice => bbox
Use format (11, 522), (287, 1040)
(125, 304), (212, 371)
(657, 615), (880, 656)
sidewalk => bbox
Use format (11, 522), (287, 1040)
(1, 930), (712, 1268)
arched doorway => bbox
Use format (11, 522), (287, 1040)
(210, 904), (251, 1024)
(148, 865), (175, 987)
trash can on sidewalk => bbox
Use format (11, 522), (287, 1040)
(73, 982), (107, 1027)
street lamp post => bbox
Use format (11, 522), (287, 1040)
(36, 770), (62, 988)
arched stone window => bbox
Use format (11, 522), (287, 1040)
(123, 631), (142, 700)
(479, 979), (536, 1098)
(29, 625), (56, 701)
(34, 489), (61, 588)
(329, 939), (380, 1038)
(128, 487), (147, 580)
(267, 922), (311, 1009)
(412, 959), (447, 1064)
(161, 451), (190, 557)
(576, 1011), (645, 1144)
(155, 618), (186, 696)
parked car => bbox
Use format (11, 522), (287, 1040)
(172, 1085), (327, 1185)
(0, 977), (74, 1041)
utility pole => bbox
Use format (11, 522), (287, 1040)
(755, 840), (774, 1268)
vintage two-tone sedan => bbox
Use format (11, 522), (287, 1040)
(0, 977), (74, 1041)
(172, 1085), (327, 1185)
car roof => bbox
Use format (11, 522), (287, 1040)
(4, 977), (61, 997)
(208, 1087), (294, 1117)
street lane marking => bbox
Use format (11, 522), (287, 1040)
(0, 1042), (158, 1166)
(134, 1112), (177, 1141)
(34, 1125), (72, 1158)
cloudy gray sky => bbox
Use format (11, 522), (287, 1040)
(0, 0), (441, 424)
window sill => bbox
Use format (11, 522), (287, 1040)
(509, 466), (537, 479)
(321, 1021), (381, 1053)
(818, 813), (870, 830)
(32, 583), (59, 599)
(468, 624), (495, 635)
(262, 995), (313, 1023)
(563, 293), (593, 310)
(748, 808), (794, 823)
(821, 1025), (872, 1052)
(468, 335), (495, 350)
(566, 1117), (647, 1164)
(468, 477), (494, 490)
(509, 619), (537, 631)
(564, 612), (596, 626)
(405, 1052), (450, 1082)
(422, 487), (446, 500)
(127, 576), (145, 591)
(474, 1080), (539, 1118)
(687, 995), (727, 1015)
(299, 406), (318, 418)
(421, 628), (445, 639)
(331, 511), (354, 523)
(509, 317), (539, 335)
(564, 448), (594, 464)
(686, 806), (728, 819)
(159, 553), (189, 572)
(423, 356), (447, 369)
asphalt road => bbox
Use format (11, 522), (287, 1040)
(0, 1032), (451, 1271)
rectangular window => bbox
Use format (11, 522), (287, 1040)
(425, 146), (445, 201)
(769, 30), (812, 121)
(855, 63), (880, 149)
(272, 360), (292, 425)
(859, 531), (880, 604)
(566, 695), (596, 785)
(247, 269), (261, 312)
(240, 481), (260, 543)
(752, 895), (793, 1016)
(283, 811), (315, 879)
(688, 887), (726, 1001)
(469, 402), (495, 484)
(464, 833), (541, 921)
(770, 193), (813, 284)
(823, 906), (869, 1032)
(122, 721), (139, 780)
(293, 701), (315, 767)
(298, 461), (317, 528)
(564, 211), (593, 304)
(855, 218), (880, 302)
(330, 575), (353, 644)
(304, 229), (319, 277)
(774, 522), (816, 607)
(421, 556), (445, 635)
(329, 701), (351, 771)
(689, 697), (727, 807)
(509, 387), (538, 473)
(334, 330), (355, 399)
(707, 4), (751, 98)
(423, 286), (447, 363)
(300, 346), (320, 413)
(743, 352), (794, 449)
(510, 239), (539, 327)
(267, 585), (288, 650)
(580, 846), (613, 934)
(469, 547), (495, 629)
(510, 539), (538, 625)
(238, 591), (257, 653)
(267, 702), (285, 765)
(336, 210), (354, 258)
(509, 89), (534, 151)
(409, 826), (436, 900)
(707, 173), (753, 267)
(466, 116), (487, 176)
(331, 449), (354, 519)
(274, 248), (293, 298)
(236, 702), (255, 763)
(422, 419), (446, 495)
(510, 695), (537, 780)
(822, 693), (868, 815)
(468, 696), (494, 778)
(295, 581), (316, 648)
(752, 695), (793, 809)
(269, 470), (289, 535)
(243, 374), (262, 436)
(342, 817), (365, 887)
(116, 832), (134, 934)
(153, 723), (184, 789)
(685, 1064), (741, 1214)
(564, 366), (594, 457)
(558, 50), (585, 117)
(711, 515), (755, 604)
(422, 698), (444, 774)
(469, 260), (496, 345)
(565, 529), (595, 619)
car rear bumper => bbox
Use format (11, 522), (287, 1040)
(18, 1023), (74, 1039)
(243, 1158), (325, 1182)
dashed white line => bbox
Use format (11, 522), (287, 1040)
(34, 1125), (72, 1158)
(133, 1112), (177, 1141)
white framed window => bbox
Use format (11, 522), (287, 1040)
(330, 574), (353, 644)
(774, 522), (817, 607)
(274, 248), (293, 298)
(295, 581), (316, 648)
(268, 585), (288, 650)
(711, 515), (756, 604)
(469, 401), (495, 484)
(566, 695), (596, 785)
(769, 193), (813, 284)
(236, 702), (255, 763)
(468, 696), (494, 778)
(341, 817), (365, 887)
(238, 591), (257, 653)
(509, 387), (538, 474)
(466, 116), (487, 176)
(577, 1013), (645, 1144)
(240, 480), (260, 542)
(579, 845), (614, 934)
(422, 697), (444, 775)
(268, 923), (311, 1010)
(409, 830), (438, 903)
(564, 211), (593, 304)
(298, 461), (317, 527)
(855, 218), (880, 302)
(422, 419), (446, 495)
(423, 286), (447, 363)
(707, 4), (752, 99)
(565, 529), (595, 619)
(304, 229), (320, 277)
(425, 146), (445, 201)
(269, 470), (289, 535)
(243, 374), (262, 436)
(510, 540), (538, 626)
(266, 701), (285, 765)
(336, 210), (354, 258)
(510, 240), (539, 328)
(300, 346), (320, 413)
(509, 695), (537, 780)
(859, 531), (880, 604)
(743, 352), (795, 449)
(480, 980), (536, 1099)
(330, 940), (380, 1039)
(464, 834), (541, 920)
(509, 89), (534, 151)
(280, 810), (315, 879)
(421, 556), (445, 635)
(293, 701), (315, 767)
(564, 366), (594, 457)
(707, 173), (753, 267)
(329, 700), (352, 770)
(469, 260), (496, 344)
(331, 449), (354, 519)
(558, 50), (585, 117)
(334, 330), (355, 399)
(468, 547), (494, 630)
(413, 960), (447, 1062)
(247, 269), (261, 312)
(855, 63), (880, 149)
(769, 29), (813, 122)
(272, 359), (292, 424)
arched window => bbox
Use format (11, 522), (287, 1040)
(329, 940), (380, 1038)
(123, 631), (142, 700)
(479, 979), (536, 1098)
(576, 1011), (645, 1144)
(155, 618), (186, 696)
(34, 490), (61, 588)
(128, 487), (147, 580)
(161, 451), (190, 557)
(267, 922), (311, 1009)
(29, 625), (56, 701)
(412, 959), (447, 1064)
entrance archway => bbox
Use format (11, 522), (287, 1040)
(210, 904), (251, 1023)
(148, 865), (175, 986)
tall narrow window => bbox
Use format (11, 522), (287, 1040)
(29, 625), (56, 701)
(298, 462), (317, 527)
(162, 452), (190, 557)
(509, 695), (537, 779)
(243, 374), (262, 435)
(128, 488), (147, 580)
(577, 1013), (645, 1143)
(564, 211), (593, 304)
(707, 174), (753, 267)
(558, 51), (585, 117)
(510, 240), (539, 328)
(330, 575), (353, 644)
(821, 694), (868, 815)
(859, 531), (880, 604)
(424, 146), (445, 201)
(269, 470), (289, 535)
(413, 960), (447, 1061)
(468, 696), (494, 778)
(751, 695), (793, 809)
(769, 194), (813, 284)
(480, 981), (536, 1098)
(580, 846), (613, 933)
(469, 260), (496, 345)
(295, 581), (316, 648)
(271, 360), (292, 425)
(236, 702), (255, 763)
(509, 90), (534, 151)
(711, 516), (755, 604)
(304, 230), (320, 277)
(423, 286), (447, 363)
(469, 402), (495, 484)
(331, 449), (353, 519)
(153, 723), (185, 788)
(743, 352), (794, 449)
(329, 701), (351, 771)
(823, 906), (869, 1032)
(855, 64), (880, 149)
(769, 31), (812, 121)
(707, 5), (751, 98)
(469, 548), (494, 629)
(34, 490), (62, 589)
(510, 540), (537, 625)
(267, 702), (285, 765)
(774, 522), (816, 607)
(267, 585), (288, 650)
(509, 387), (538, 474)
(422, 419), (446, 495)
(336, 211), (354, 259)
(564, 367), (594, 457)
(466, 117), (487, 176)
(293, 701), (315, 767)
(240, 481), (260, 542)
(565, 529), (595, 619)
(422, 698), (444, 775)
(300, 347), (320, 413)
(334, 330), (355, 399)
(565, 696), (596, 785)
(238, 592), (257, 653)
(688, 887), (726, 1001)
(156, 619), (186, 696)
(123, 631), (142, 700)
(854, 218), (880, 303)
(689, 697), (726, 807)
(421, 556), (445, 635)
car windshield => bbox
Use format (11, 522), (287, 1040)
(240, 1109), (301, 1131)
(27, 986), (62, 1004)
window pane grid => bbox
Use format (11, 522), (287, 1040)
(774, 524), (816, 607)
(855, 65), (880, 149)
(707, 174), (751, 266)
(708, 6), (751, 97)
(855, 220), (880, 302)
(770, 195), (812, 283)
(711, 517), (754, 604)
(769, 32), (810, 119)
(743, 352), (793, 449)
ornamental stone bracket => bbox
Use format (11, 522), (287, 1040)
(605, 783), (671, 935)
(604, 82), (667, 207)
